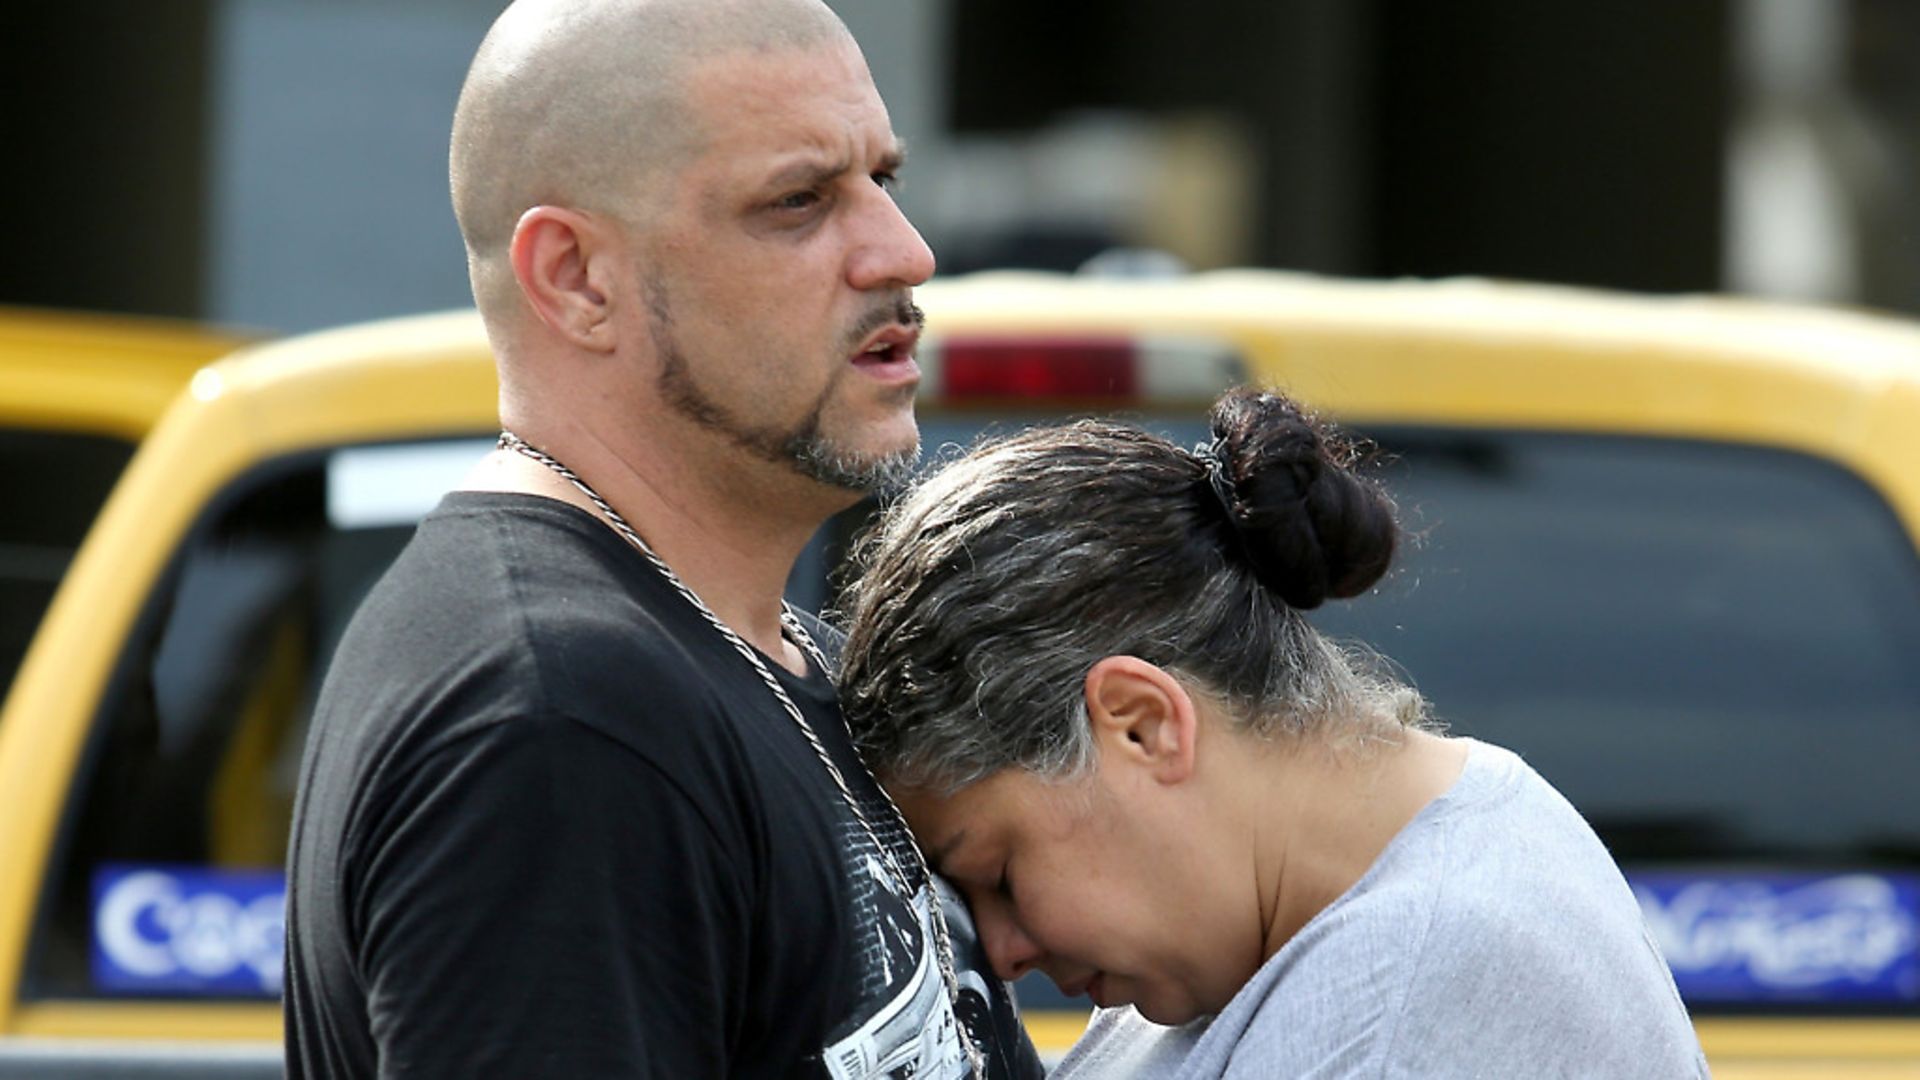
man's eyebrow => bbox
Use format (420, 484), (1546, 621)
(928, 828), (967, 876)
(764, 156), (850, 191)
(763, 140), (909, 191)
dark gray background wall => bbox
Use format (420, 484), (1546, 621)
(2, 1), (1913, 330)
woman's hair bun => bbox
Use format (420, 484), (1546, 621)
(1205, 387), (1397, 609)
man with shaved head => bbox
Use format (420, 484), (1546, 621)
(283, 1), (1042, 1075)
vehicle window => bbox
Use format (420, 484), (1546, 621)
(25, 438), (490, 1001)
(1309, 431), (1920, 869)
(0, 428), (135, 707)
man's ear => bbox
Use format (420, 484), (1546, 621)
(509, 205), (619, 352)
(1085, 656), (1197, 786)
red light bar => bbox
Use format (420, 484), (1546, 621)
(939, 336), (1139, 401)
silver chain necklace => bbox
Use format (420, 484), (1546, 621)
(498, 431), (985, 1078)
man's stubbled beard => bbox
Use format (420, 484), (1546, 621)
(649, 277), (924, 494)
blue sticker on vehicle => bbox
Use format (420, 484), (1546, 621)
(91, 864), (285, 997)
(1632, 870), (1920, 1004)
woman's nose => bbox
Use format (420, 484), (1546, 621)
(981, 909), (1044, 982)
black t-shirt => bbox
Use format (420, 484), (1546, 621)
(285, 492), (1043, 1079)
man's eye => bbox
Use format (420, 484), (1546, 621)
(872, 170), (899, 194)
(995, 866), (1013, 901)
(774, 190), (821, 212)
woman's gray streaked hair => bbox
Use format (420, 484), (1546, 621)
(836, 387), (1432, 794)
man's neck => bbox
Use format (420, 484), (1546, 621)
(467, 433), (834, 676)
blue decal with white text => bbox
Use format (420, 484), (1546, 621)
(91, 864), (286, 997)
(1632, 870), (1920, 1004)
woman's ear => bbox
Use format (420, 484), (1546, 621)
(508, 205), (620, 352)
(1084, 656), (1198, 786)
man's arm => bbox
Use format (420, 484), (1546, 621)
(352, 712), (749, 1077)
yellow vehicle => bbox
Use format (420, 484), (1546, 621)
(1, 272), (1917, 1077)
(0, 307), (250, 727)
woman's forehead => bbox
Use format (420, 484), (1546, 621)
(896, 768), (1108, 871)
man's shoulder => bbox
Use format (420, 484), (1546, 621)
(342, 492), (622, 647)
(319, 494), (763, 763)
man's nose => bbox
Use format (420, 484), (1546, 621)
(980, 909), (1044, 982)
(847, 188), (936, 291)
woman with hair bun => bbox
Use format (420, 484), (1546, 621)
(838, 388), (1706, 1078)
